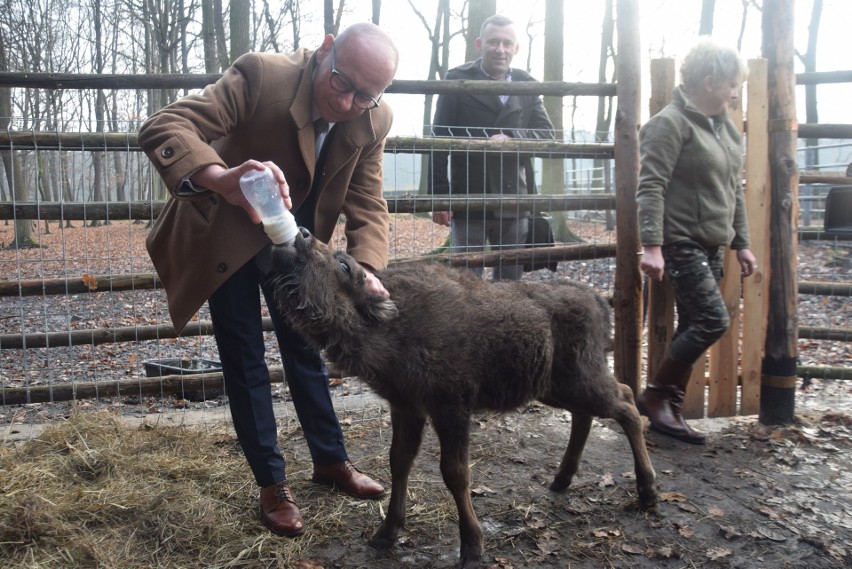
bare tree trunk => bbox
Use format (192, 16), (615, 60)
(593, 0), (615, 231)
(230, 0), (251, 58)
(323, 0), (345, 35)
(699, 0), (716, 35)
(464, 0), (496, 61)
(542, 0), (574, 240)
(289, 0), (302, 49)
(736, 0), (750, 50)
(372, 0), (381, 25)
(324, 0), (333, 35)
(213, 0), (230, 68)
(36, 151), (52, 234)
(798, 0), (822, 170)
(0, 11), (37, 245)
(202, 0), (218, 72)
(90, 0), (106, 227)
(408, 0), (451, 195)
(109, 20), (126, 204)
(61, 151), (75, 228)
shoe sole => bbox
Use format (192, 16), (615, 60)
(260, 509), (306, 538)
(649, 423), (706, 445)
(311, 477), (386, 500)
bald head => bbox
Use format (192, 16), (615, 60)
(313, 23), (399, 123)
(336, 22), (399, 76)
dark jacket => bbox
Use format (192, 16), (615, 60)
(429, 59), (555, 218)
(138, 49), (392, 332)
(637, 86), (750, 249)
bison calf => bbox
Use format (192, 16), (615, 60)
(269, 228), (657, 569)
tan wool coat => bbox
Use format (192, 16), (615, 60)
(139, 49), (392, 332)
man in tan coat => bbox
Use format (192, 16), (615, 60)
(139, 22), (398, 537)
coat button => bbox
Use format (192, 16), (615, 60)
(161, 147), (175, 158)
(217, 263), (227, 273)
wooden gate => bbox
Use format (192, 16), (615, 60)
(645, 58), (772, 418)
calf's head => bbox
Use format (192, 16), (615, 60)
(267, 227), (397, 342)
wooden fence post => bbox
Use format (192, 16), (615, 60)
(707, 88), (746, 418)
(741, 59), (771, 415)
(645, 58), (677, 403)
(613, 0), (643, 394)
(761, 0), (799, 424)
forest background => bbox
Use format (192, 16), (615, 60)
(1, 0), (850, 243)
(2, 0), (849, 138)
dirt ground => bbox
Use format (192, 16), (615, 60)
(2, 382), (850, 569)
(1, 221), (850, 568)
(278, 394), (851, 569)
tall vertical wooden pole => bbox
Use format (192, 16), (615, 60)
(761, 0), (798, 424)
(613, 0), (642, 393)
(645, 58), (677, 399)
(741, 59), (771, 416)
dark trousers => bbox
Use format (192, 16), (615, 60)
(663, 241), (731, 365)
(451, 216), (529, 280)
(208, 257), (348, 488)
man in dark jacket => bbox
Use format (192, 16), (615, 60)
(429, 14), (555, 280)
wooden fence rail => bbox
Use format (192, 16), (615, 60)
(2, 66), (850, 415)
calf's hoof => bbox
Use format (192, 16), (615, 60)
(459, 552), (482, 569)
(639, 493), (659, 513)
(549, 475), (572, 492)
(368, 530), (396, 551)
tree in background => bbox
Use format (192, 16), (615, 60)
(593, 0), (615, 232)
(699, 0), (716, 35)
(90, 0), (106, 227)
(230, 0), (251, 59)
(798, 0), (823, 170)
(372, 0), (381, 25)
(541, 0), (573, 240)
(409, 0), (456, 195)
(324, 0), (346, 36)
(0, 32), (30, 244)
(464, 0), (496, 62)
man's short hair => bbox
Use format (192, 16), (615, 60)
(479, 14), (514, 38)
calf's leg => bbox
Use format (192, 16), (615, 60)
(542, 383), (657, 511)
(549, 412), (592, 492)
(610, 383), (657, 510)
(431, 409), (482, 569)
(369, 406), (426, 550)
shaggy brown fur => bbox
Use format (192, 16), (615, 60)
(269, 228), (657, 569)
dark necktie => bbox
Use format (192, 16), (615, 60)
(314, 118), (329, 157)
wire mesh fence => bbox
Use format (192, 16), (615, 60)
(1, 127), (850, 440)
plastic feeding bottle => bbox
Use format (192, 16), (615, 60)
(239, 168), (299, 245)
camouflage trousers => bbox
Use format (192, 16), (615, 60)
(663, 241), (731, 365)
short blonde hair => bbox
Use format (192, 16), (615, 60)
(680, 37), (747, 93)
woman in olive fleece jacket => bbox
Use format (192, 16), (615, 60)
(636, 39), (757, 444)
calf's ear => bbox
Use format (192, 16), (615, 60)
(364, 297), (398, 322)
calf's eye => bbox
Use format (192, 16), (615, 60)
(338, 260), (351, 275)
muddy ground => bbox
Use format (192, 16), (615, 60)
(277, 394), (851, 569)
(3, 384), (849, 569)
(1, 222), (849, 568)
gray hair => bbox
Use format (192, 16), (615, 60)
(479, 14), (514, 38)
(680, 37), (747, 92)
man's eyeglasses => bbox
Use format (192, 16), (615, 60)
(329, 44), (383, 110)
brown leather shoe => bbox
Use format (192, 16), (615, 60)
(259, 481), (305, 537)
(312, 460), (385, 499)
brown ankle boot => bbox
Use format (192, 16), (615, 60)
(636, 355), (706, 444)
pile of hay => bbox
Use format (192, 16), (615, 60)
(0, 410), (411, 568)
